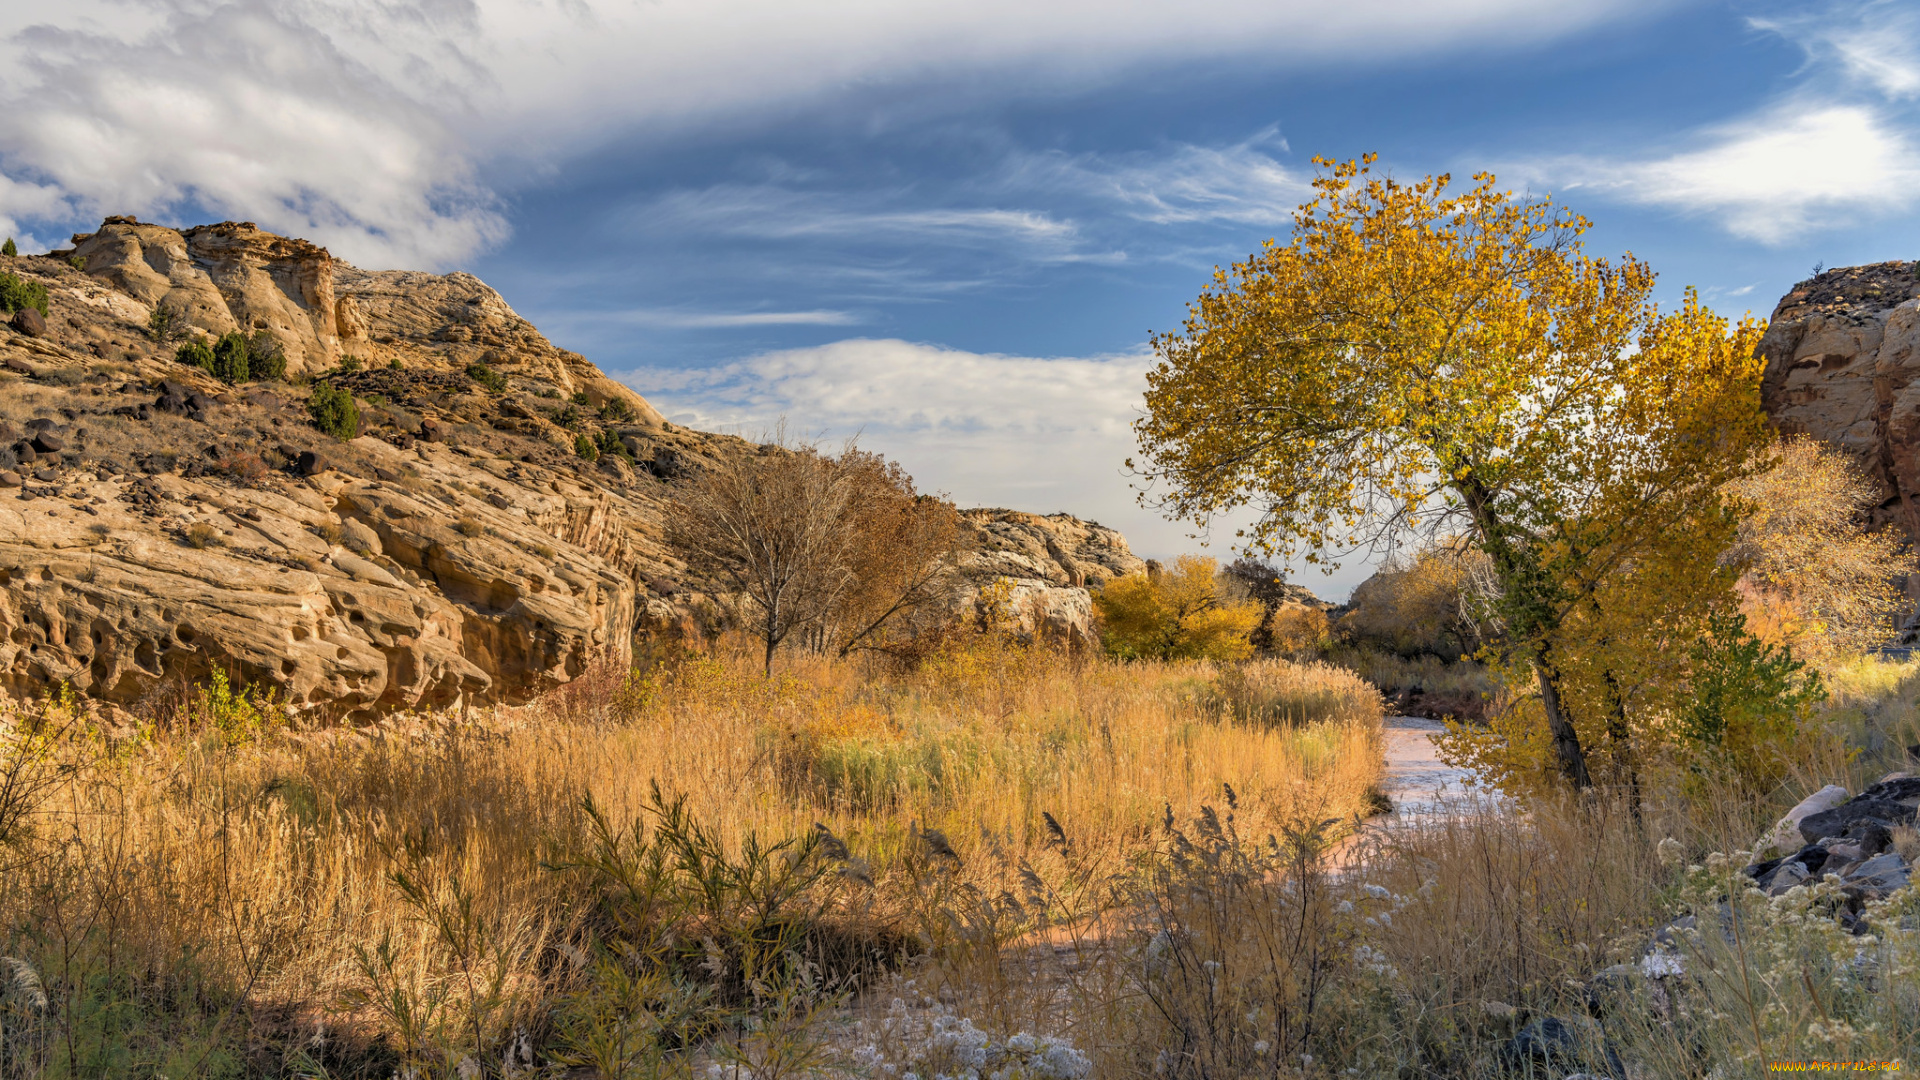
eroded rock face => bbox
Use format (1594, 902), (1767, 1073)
(0, 218), (1144, 715)
(1758, 261), (1920, 534)
(70, 218), (342, 375)
(0, 223), (697, 717)
(960, 508), (1147, 643)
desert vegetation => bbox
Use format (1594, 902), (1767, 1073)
(4, 156), (1920, 1080)
(0, 630), (1387, 1077)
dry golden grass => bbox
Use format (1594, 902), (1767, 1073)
(0, 637), (1386, 1076)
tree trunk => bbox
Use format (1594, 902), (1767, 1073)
(1602, 668), (1641, 825)
(1533, 656), (1592, 789)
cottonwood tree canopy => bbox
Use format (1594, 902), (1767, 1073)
(1132, 156), (1772, 786)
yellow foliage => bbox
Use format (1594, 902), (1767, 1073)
(1728, 435), (1917, 664)
(1132, 155), (1773, 787)
(1093, 555), (1262, 661)
(1267, 605), (1331, 655)
(1433, 700), (1560, 799)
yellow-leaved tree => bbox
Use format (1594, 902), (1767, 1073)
(1131, 156), (1774, 787)
(1094, 556), (1262, 662)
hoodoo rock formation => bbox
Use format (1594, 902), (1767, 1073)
(0, 219), (1137, 717)
(1759, 261), (1920, 536)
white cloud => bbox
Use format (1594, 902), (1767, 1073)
(1753, 1), (1920, 100)
(0, 0), (1669, 266)
(1536, 103), (1920, 243)
(622, 337), (1377, 598)
(640, 186), (1081, 248)
(632, 336), (1154, 524)
(1021, 131), (1311, 227)
(0, 2), (505, 266)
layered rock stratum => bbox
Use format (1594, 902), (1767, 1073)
(1759, 261), (1920, 534)
(0, 219), (1138, 718)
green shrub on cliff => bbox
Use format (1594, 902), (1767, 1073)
(308, 382), (360, 441)
(0, 271), (49, 317)
(210, 332), (250, 383)
(175, 339), (216, 373)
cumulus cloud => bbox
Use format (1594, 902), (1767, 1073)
(1542, 103), (1920, 244)
(0, 1), (506, 266)
(0, 0), (1665, 267)
(630, 336), (1159, 527)
(620, 337), (1380, 593)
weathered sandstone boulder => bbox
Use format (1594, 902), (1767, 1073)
(1758, 261), (1920, 534)
(960, 508), (1147, 643)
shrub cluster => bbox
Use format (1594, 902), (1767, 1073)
(307, 382), (360, 441)
(465, 361), (506, 394)
(0, 270), (49, 318)
(174, 330), (286, 383)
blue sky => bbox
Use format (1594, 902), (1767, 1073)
(4, 0), (1919, 598)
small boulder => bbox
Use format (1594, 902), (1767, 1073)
(1842, 853), (1912, 899)
(296, 450), (329, 476)
(12, 441), (34, 464)
(1855, 776), (1920, 807)
(30, 432), (62, 454)
(0, 471), (19, 488)
(31, 468), (56, 483)
(1505, 1017), (1578, 1068)
(10, 308), (46, 338)
(1763, 785), (1850, 854)
(1800, 799), (1917, 844)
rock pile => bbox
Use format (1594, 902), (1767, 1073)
(1742, 775), (1917, 923)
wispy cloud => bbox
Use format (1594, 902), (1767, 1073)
(1510, 1), (1920, 245)
(637, 185), (1083, 250)
(1020, 130), (1310, 227)
(566, 308), (863, 329)
(0, 0), (1668, 267)
(1754, 0), (1920, 99)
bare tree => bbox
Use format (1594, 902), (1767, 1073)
(664, 437), (974, 673)
(664, 437), (858, 675)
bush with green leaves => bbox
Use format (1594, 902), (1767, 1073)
(574, 432), (600, 461)
(600, 396), (634, 422)
(597, 428), (633, 462)
(466, 362), (506, 394)
(308, 382), (361, 441)
(147, 304), (187, 343)
(0, 271), (49, 318)
(248, 331), (286, 380)
(1, 238), (15, 257)
(339, 354), (364, 373)
(210, 332), (251, 383)
(175, 339), (216, 373)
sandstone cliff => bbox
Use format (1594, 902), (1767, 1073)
(959, 508), (1146, 642)
(0, 220), (1137, 716)
(1759, 261), (1920, 534)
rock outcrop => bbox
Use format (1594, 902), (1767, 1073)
(959, 509), (1146, 643)
(0, 219), (1142, 716)
(0, 223), (735, 717)
(1758, 261), (1920, 534)
(1742, 776), (1918, 929)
